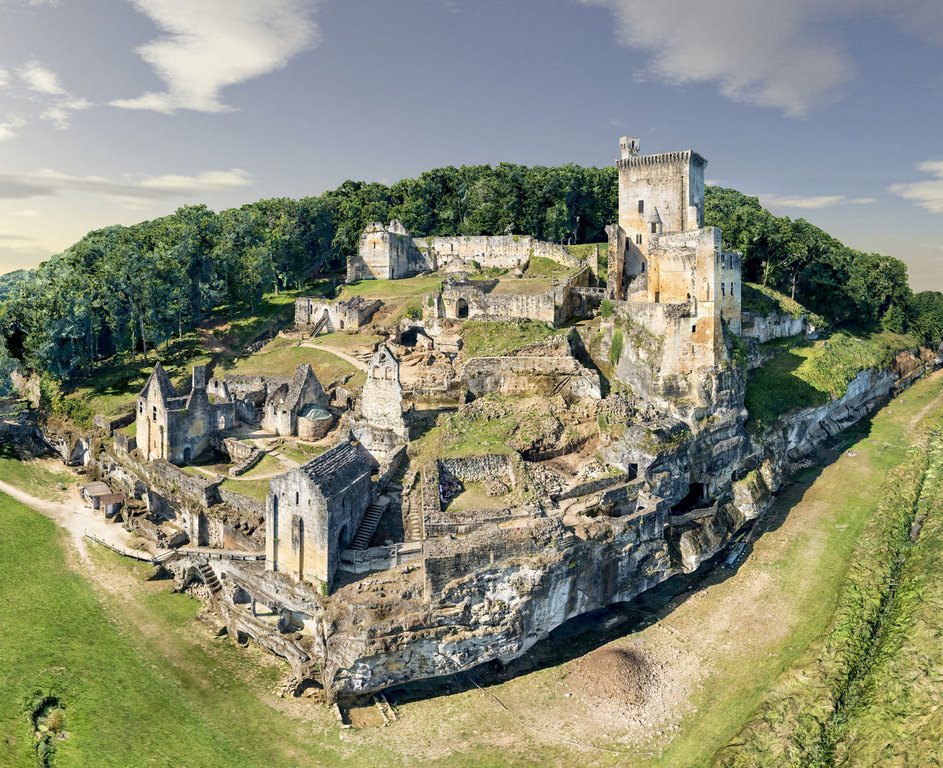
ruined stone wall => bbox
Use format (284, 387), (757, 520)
(419, 235), (577, 271)
(149, 459), (221, 509)
(295, 297), (381, 331)
(741, 311), (807, 343)
(462, 348), (601, 400)
(219, 487), (265, 519)
(440, 283), (556, 324)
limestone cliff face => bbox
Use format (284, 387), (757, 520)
(314, 351), (939, 697)
(321, 512), (672, 696)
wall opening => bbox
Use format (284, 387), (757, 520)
(456, 298), (469, 319)
(197, 511), (209, 546)
(628, 462), (638, 481)
(272, 495), (279, 571)
(297, 518), (305, 581)
(676, 482), (708, 513)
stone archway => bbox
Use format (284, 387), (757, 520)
(456, 298), (469, 319)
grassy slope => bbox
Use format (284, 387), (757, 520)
(834, 436), (943, 765)
(720, 392), (943, 768)
(745, 330), (917, 431)
(63, 289), (310, 425)
(0, 485), (558, 768)
(460, 320), (565, 358)
(0, 494), (314, 767)
(741, 282), (825, 325)
(0, 442), (73, 500)
(646, 370), (943, 767)
(224, 337), (361, 388)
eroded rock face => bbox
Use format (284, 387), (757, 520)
(307, 354), (940, 697)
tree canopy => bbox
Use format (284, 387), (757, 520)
(0, 166), (938, 383)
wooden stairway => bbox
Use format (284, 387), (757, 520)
(350, 497), (389, 551)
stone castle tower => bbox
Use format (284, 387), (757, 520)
(607, 136), (742, 377)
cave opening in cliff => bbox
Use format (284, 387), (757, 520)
(675, 482), (709, 513)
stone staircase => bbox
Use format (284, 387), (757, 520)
(310, 312), (329, 336)
(198, 562), (222, 596)
(350, 496), (389, 550)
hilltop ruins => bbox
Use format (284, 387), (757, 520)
(62, 135), (939, 706)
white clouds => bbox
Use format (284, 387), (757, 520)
(0, 167), (253, 204)
(17, 60), (65, 95)
(0, 116), (25, 142)
(583, 0), (943, 116)
(0, 60), (92, 130)
(889, 160), (943, 214)
(111, 0), (320, 114)
(761, 193), (877, 210)
(40, 98), (92, 129)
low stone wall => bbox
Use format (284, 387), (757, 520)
(558, 473), (629, 501)
(438, 454), (515, 486)
(741, 311), (806, 343)
(93, 412), (135, 432)
(221, 437), (257, 463)
(113, 432), (137, 456)
(229, 449), (264, 477)
(149, 459), (221, 509)
(219, 487), (266, 519)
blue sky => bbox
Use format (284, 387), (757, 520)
(1, 0), (942, 290)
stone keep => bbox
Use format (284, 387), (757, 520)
(265, 442), (373, 589)
(606, 136), (742, 375)
(136, 363), (236, 464)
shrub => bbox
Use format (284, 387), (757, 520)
(609, 330), (624, 367)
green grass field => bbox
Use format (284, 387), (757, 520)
(460, 319), (566, 358)
(0, 441), (73, 500)
(61, 288), (312, 426)
(745, 330), (917, 431)
(224, 338), (362, 388)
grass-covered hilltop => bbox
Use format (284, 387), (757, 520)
(1, 163), (941, 396)
(0, 158), (942, 768)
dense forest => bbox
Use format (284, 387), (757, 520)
(0, 163), (941, 386)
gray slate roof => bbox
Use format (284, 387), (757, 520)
(140, 362), (176, 401)
(300, 441), (370, 499)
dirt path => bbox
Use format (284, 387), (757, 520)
(300, 342), (369, 372)
(0, 478), (156, 562)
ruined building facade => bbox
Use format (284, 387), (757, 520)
(136, 363), (236, 464)
(350, 344), (407, 462)
(266, 441), (374, 589)
(348, 221), (576, 282)
(294, 296), (381, 335)
(607, 137), (742, 376)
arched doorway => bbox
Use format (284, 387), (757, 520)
(456, 298), (469, 319)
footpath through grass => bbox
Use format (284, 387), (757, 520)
(639, 369), (943, 767)
(0, 440), (73, 500)
(715, 372), (943, 767)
